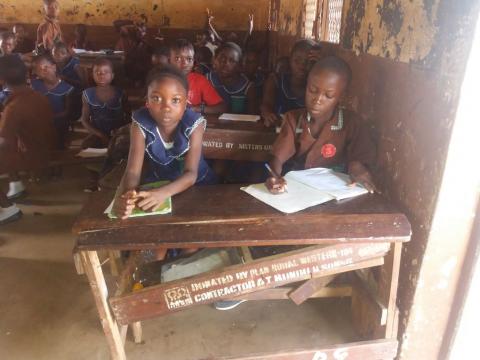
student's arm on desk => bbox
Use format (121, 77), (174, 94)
(136, 122), (205, 211)
(265, 155), (288, 194)
(112, 123), (145, 219)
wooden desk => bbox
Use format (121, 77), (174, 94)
(74, 185), (411, 360)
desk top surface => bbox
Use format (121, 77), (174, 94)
(73, 184), (411, 251)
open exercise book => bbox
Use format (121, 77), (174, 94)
(219, 113), (260, 122)
(104, 181), (172, 219)
(241, 168), (368, 214)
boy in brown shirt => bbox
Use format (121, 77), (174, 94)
(267, 56), (377, 194)
(36, 0), (63, 53)
(0, 55), (57, 224)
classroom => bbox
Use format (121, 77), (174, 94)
(1, 0), (479, 359)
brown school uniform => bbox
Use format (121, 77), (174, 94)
(0, 88), (57, 173)
(271, 108), (376, 172)
(36, 17), (63, 51)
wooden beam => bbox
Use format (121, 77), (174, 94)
(110, 243), (391, 325)
(230, 285), (352, 301)
(81, 251), (126, 360)
(207, 339), (398, 360)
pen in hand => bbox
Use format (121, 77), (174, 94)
(264, 163), (288, 193)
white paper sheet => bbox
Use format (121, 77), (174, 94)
(219, 113), (260, 122)
(241, 180), (334, 214)
(286, 168), (368, 200)
(76, 148), (108, 158)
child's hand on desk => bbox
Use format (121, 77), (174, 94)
(262, 111), (279, 127)
(113, 190), (138, 219)
(348, 161), (379, 194)
(136, 188), (169, 212)
(266, 176), (288, 194)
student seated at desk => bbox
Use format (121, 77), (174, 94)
(266, 56), (378, 194)
(206, 42), (256, 114)
(31, 53), (74, 149)
(12, 24), (35, 54)
(169, 39), (226, 115)
(261, 39), (317, 127)
(0, 55), (56, 216)
(113, 65), (216, 219)
(79, 58), (128, 149)
(70, 24), (94, 51)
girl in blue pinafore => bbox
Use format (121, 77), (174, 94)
(31, 53), (74, 149)
(52, 42), (85, 120)
(79, 58), (127, 148)
(113, 65), (216, 220)
(206, 42), (256, 114)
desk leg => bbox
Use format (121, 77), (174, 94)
(378, 242), (402, 339)
(81, 250), (127, 360)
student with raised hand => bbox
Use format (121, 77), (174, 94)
(206, 42), (256, 114)
(112, 65), (216, 219)
(266, 56), (378, 194)
(0, 55), (57, 212)
(31, 53), (74, 149)
(169, 39), (226, 115)
(36, 0), (63, 53)
(261, 39), (317, 127)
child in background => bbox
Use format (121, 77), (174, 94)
(207, 42), (256, 114)
(0, 55), (56, 215)
(0, 33), (18, 58)
(36, 0), (63, 53)
(80, 58), (128, 148)
(261, 39), (317, 127)
(12, 24), (35, 54)
(31, 54), (73, 149)
(193, 46), (213, 75)
(266, 56), (378, 194)
(243, 47), (266, 104)
(113, 65), (216, 219)
(151, 46), (170, 68)
(170, 39), (226, 114)
(70, 24), (94, 50)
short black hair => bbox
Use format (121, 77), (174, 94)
(291, 39), (317, 55)
(153, 46), (170, 57)
(310, 56), (352, 85)
(0, 31), (15, 42)
(195, 46), (213, 63)
(93, 58), (114, 71)
(215, 41), (243, 59)
(146, 64), (189, 93)
(0, 55), (27, 86)
(170, 38), (194, 53)
(32, 53), (56, 65)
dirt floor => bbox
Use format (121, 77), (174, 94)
(0, 166), (358, 360)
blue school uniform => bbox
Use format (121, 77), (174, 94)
(83, 87), (125, 135)
(59, 57), (83, 119)
(274, 73), (304, 115)
(0, 87), (10, 106)
(132, 107), (217, 185)
(252, 71), (266, 102)
(59, 57), (82, 88)
(31, 78), (74, 148)
(206, 71), (252, 114)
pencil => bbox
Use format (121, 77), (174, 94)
(264, 163), (288, 192)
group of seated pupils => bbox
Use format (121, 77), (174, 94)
(0, 0), (377, 236)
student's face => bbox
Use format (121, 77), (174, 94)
(169, 48), (194, 75)
(93, 65), (114, 86)
(243, 52), (259, 77)
(215, 48), (241, 78)
(152, 54), (168, 67)
(52, 47), (69, 64)
(1, 38), (16, 55)
(305, 69), (347, 118)
(34, 59), (57, 80)
(147, 78), (187, 127)
(44, 1), (60, 18)
(290, 48), (310, 80)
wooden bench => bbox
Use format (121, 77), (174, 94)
(73, 185), (411, 360)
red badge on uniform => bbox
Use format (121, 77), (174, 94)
(321, 144), (336, 158)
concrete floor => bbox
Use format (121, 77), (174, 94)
(0, 166), (358, 360)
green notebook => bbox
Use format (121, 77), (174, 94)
(106, 181), (172, 219)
